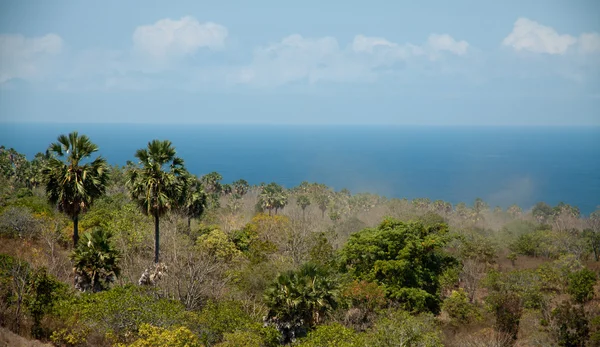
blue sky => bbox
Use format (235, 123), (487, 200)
(0, 0), (599, 125)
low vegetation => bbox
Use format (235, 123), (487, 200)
(1, 134), (599, 347)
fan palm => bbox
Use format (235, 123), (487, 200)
(42, 132), (109, 247)
(259, 182), (288, 215)
(232, 179), (250, 197)
(127, 140), (186, 264)
(296, 195), (311, 218)
(179, 172), (207, 228)
(70, 228), (120, 292)
(265, 262), (339, 341)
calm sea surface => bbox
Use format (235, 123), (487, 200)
(1, 123), (599, 215)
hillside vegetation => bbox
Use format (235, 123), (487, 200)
(1, 133), (599, 347)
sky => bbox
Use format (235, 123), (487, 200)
(0, 0), (599, 125)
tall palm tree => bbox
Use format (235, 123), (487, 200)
(42, 132), (109, 247)
(179, 172), (207, 228)
(296, 195), (311, 218)
(127, 140), (186, 264)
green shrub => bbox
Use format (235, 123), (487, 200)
(365, 309), (443, 347)
(295, 323), (364, 347)
(442, 288), (480, 325)
(567, 268), (597, 303)
(51, 285), (196, 344)
(121, 324), (203, 347)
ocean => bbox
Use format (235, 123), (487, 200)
(1, 123), (599, 215)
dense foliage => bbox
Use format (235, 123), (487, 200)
(0, 138), (599, 347)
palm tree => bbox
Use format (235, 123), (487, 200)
(296, 195), (311, 218)
(507, 204), (523, 218)
(200, 171), (223, 208)
(70, 228), (120, 292)
(232, 179), (250, 197)
(42, 132), (109, 247)
(264, 263), (339, 342)
(127, 140), (186, 264)
(259, 182), (288, 215)
(180, 173), (207, 228)
(314, 193), (329, 219)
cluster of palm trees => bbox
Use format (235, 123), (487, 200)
(259, 182), (288, 215)
(41, 133), (206, 266)
(40, 132), (289, 270)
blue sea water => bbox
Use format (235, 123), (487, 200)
(1, 123), (599, 215)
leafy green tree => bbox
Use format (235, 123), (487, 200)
(196, 228), (242, 262)
(42, 132), (109, 247)
(264, 263), (339, 342)
(127, 140), (186, 264)
(340, 218), (455, 313)
(584, 228), (600, 262)
(584, 209), (600, 261)
(25, 268), (68, 338)
(483, 269), (545, 344)
(259, 182), (288, 215)
(567, 268), (597, 303)
(70, 228), (121, 292)
(551, 301), (590, 347)
(532, 202), (554, 224)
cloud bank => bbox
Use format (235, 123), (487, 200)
(0, 16), (598, 90)
(503, 17), (600, 55)
(0, 33), (63, 83)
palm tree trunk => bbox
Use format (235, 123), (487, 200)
(154, 211), (160, 264)
(73, 215), (79, 247)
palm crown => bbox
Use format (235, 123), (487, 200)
(126, 139), (186, 263)
(43, 132), (109, 247)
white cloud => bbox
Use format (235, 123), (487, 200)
(503, 18), (576, 54)
(502, 18), (577, 55)
(132, 16), (227, 62)
(352, 35), (396, 53)
(238, 33), (469, 86)
(579, 32), (600, 54)
(238, 34), (369, 86)
(0, 33), (63, 83)
(427, 34), (469, 56)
